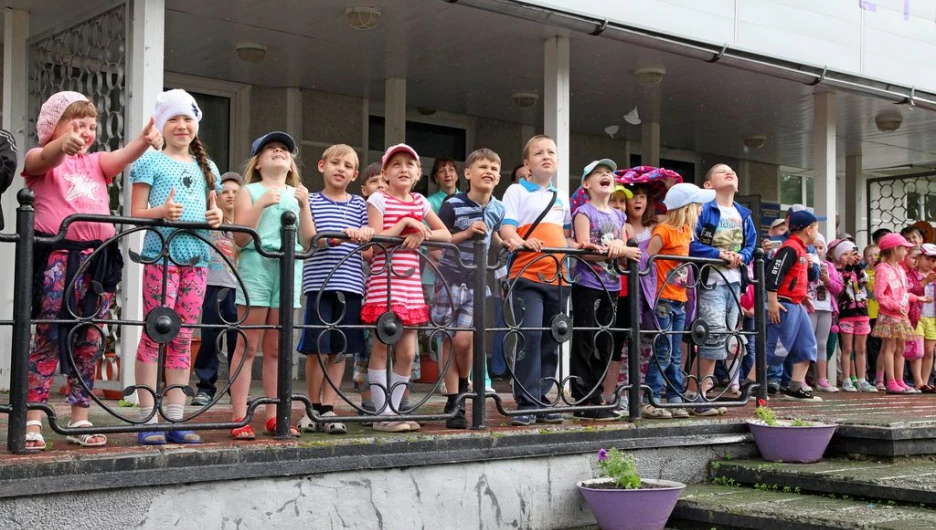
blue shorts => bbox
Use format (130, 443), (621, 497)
(430, 281), (475, 329)
(766, 302), (817, 366)
(297, 291), (365, 355)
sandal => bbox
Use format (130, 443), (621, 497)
(65, 420), (107, 447)
(165, 430), (201, 444)
(24, 420), (46, 452)
(231, 418), (256, 440)
(297, 413), (317, 433)
(265, 417), (299, 437)
(138, 431), (166, 445)
(320, 411), (347, 435)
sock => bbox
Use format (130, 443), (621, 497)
(139, 406), (158, 425)
(789, 381), (803, 391)
(445, 394), (457, 411)
(818, 378), (829, 386)
(320, 405), (334, 415)
(876, 371), (885, 384)
(857, 378), (867, 384)
(165, 404), (184, 422)
(458, 377), (470, 395)
(389, 372), (410, 415)
(368, 369), (388, 415)
(312, 402), (323, 414)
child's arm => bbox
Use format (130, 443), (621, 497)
(294, 184), (316, 250)
(646, 234), (663, 257)
(23, 123), (84, 177)
(738, 215), (758, 265)
(572, 213), (602, 258)
(422, 209), (451, 243)
(100, 117), (162, 179)
(825, 263), (844, 297)
(233, 186), (280, 248)
(130, 183), (183, 221)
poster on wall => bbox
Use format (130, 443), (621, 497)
(760, 201), (782, 236)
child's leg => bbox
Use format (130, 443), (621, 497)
(570, 284), (601, 404)
(368, 341), (390, 415)
(855, 334), (868, 382)
(260, 308), (282, 420)
(646, 302), (676, 402)
(662, 304), (687, 404)
(841, 333), (853, 382)
(193, 286), (224, 398)
(229, 306), (269, 420)
(894, 339), (906, 386)
(135, 264), (181, 416)
(537, 284), (569, 407)
(881, 338), (896, 383)
(813, 312), (833, 389)
(389, 330), (418, 413)
(164, 267), (206, 424)
(911, 338), (925, 387)
(924, 339), (936, 387)
(695, 282), (740, 396)
(508, 279), (546, 411)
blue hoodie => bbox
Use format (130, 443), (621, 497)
(690, 199), (758, 268)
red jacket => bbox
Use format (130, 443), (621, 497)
(766, 234), (808, 303)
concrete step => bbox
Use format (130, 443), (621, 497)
(671, 483), (936, 529)
(711, 458), (936, 507)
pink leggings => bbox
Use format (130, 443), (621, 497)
(136, 264), (207, 369)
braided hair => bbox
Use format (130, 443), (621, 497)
(189, 136), (216, 193)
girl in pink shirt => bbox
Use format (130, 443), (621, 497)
(22, 91), (162, 451)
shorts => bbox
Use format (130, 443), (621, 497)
(235, 249), (302, 308)
(297, 291), (366, 355)
(838, 316), (871, 336)
(917, 316), (936, 340)
(430, 281), (474, 330)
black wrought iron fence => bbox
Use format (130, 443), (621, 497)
(0, 189), (768, 453)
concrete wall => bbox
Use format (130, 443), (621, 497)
(0, 443), (755, 530)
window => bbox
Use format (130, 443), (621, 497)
(780, 174), (814, 208)
(164, 88), (231, 174)
(907, 191), (936, 221)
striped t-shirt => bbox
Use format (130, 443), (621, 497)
(437, 193), (505, 283)
(302, 192), (368, 295)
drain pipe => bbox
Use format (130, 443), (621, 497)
(445, 0), (936, 112)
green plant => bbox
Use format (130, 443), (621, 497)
(790, 418), (812, 427)
(754, 405), (777, 426)
(597, 448), (641, 490)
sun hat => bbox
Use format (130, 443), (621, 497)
(250, 131), (297, 157)
(878, 233), (914, 251)
(661, 183), (716, 211)
(582, 159), (617, 180)
(382, 143), (419, 167)
(37, 91), (90, 146)
(921, 243), (936, 258)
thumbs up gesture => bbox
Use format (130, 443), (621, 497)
(162, 188), (184, 221)
(205, 190), (223, 228)
(61, 121), (85, 155)
(141, 116), (163, 150)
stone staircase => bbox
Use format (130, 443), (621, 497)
(670, 458), (936, 529)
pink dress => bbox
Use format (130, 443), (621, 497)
(361, 191), (431, 325)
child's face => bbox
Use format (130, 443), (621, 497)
(610, 192), (628, 212)
(906, 249), (921, 269)
(704, 164), (738, 193)
(464, 158), (501, 194)
(54, 116), (97, 154)
(513, 166), (531, 183)
(361, 174), (386, 198)
(920, 255), (936, 273)
(849, 250), (861, 266)
(256, 141), (293, 174)
(800, 223), (819, 245)
(524, 138), (557, 183)
(894, 246), (909, 262)
(769, 223), (787, 237)
(382, 153), (420, 192)
(318, 153), (359, 191)
(626, 191), (648, 221)
(163, 115), (197, 150)
(219, 180), (240, 214)
(814, 240), (826, 260)
(908, 231), (924, 247)
(864, 246), (880, 267)
(582, 166), (614, 196)
(434, 163), (458, 192)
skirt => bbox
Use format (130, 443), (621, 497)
(871, 314), (917, 341)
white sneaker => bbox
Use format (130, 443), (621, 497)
(841, 380), (857, 392)
(815, 381), (839, 393)
(857, 380), (878, 393)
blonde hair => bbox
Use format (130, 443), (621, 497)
(465, 148), (501, 168)
(320, 144), (359, 170)
(242, 147), (301, 187)
(522, 134), (554, 161)
(662, 203), (701, 237)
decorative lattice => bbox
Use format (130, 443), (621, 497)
(867, 174), (936, 235)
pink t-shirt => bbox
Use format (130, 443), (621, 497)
(23, 150), (115, 242)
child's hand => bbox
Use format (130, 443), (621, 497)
(466, 221), (487, 237)
(205, 191), (223, 228)
(358, 226), (375, 242)
(61, 121), (85, 155)
(922, 296), (934, 304)
(620, 246), (642, 262)
(402, 231), (426, 250)
(605, 240), (625, 259)
(768, 299), (786, 324)
(258, 188), (281, 208)
(161, 188), (184, 221)
(742, 307), (754, 318)
(295, 183), (310, 208)
(141, 116), (163, 150)
(344, 226), (375, 244)
(803, 296), (815, 313)
(523, 237), (544, 252)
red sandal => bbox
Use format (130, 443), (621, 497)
(265, 417), (299, 437)
(231, 418), (256, 440)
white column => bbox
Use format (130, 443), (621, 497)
(813, 92), (836, 241)
(641, 121), (661, 168)
(0, 8), (29, 391)
(385, 78), (406, 146)
(120, 0), (165, 402)
(544, 36), (570, 197)
(285, 87), (302, 149)
(845, 154), (861, 242)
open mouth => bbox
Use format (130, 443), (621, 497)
(481, 175), (495, 183)
(599, 177), (612, 187)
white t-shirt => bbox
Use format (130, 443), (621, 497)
(709, 204), (744, 285)
(924, 282), (936, 318)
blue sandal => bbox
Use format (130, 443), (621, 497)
(165, 430), (201, 444)
(138, 431), (166, 445)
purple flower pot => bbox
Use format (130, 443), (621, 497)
(747, 420), (838, 463)
(577, 478), (686, 530)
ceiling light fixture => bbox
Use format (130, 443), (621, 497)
(345, 6), (381, 30)
(634, 67), (666, 87)
(235, 42), (267, 63)
(743, 135), (767, 149)
(874, 111), (903, 133)
(511, 92), (539, 108)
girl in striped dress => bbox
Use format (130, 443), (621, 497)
(361, 144), (450, 432)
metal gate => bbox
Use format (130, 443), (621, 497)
(867, 172), (936, 236)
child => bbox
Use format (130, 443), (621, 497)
(873, 233), (925, 395)
(569, 160), (640, 421)
(865, 244), (885, 387)
(500, 135), (576, 427)
(916, 243), (936, 392)
(130, 89), (223, 445)
(904, 247), (926, 392)
(229, 131), (315, 439)
(23, 91), (161, 450)
(688, 164), (757, 405)
(432, 148), (505, 429)
(297, 145), (373, 435)
(757, 210), (825, 401)
(363, 144), (450, 432)
(901, 226), (924, 248)
(643, 183), (716, 418)
(835, 241), (874, 392)
(192, 172), (242, 406)
(808, 234), (843, 392)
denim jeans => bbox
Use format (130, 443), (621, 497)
(490, 295), (508, 377)
(645, 299), (686, 404)
(697, 282), (741, 361)
(194, 285), (238, 397)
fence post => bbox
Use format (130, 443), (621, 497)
(626, 239), (641, 421)
(470, 233), (487, 429)
(753, 248), (768, 403)
(276, 211), (298, 439)
(8, 190), (35, 453)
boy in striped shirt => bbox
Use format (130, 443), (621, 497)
(431, 148), (505, 429)
(297, 144), (374, 434)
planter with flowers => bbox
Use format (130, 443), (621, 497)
(746, 399), (838, 463)
(577, 448), (685, 530)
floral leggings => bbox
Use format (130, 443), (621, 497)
(27, 250), (112, 408)
(136, 264), (207, 369)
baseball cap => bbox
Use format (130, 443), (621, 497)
(878, 233), (914, 251)
(612, 184), (634, 199)
(382, 143), (419, 168)
(251, 131), (297, 157)
(769, 218), (787, 229)
(921, 243), (936, 257)
(583, 159), (617, 180)
(788, 210), (819, 232)
(662, 183), (715, 211)
(787, 203), (828, 222)
(220, 171), (242, 185)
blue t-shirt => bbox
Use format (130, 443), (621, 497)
(129, 150), (221, 267)
(302, 192), (368, 295)
(437, 193), (505, 284)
